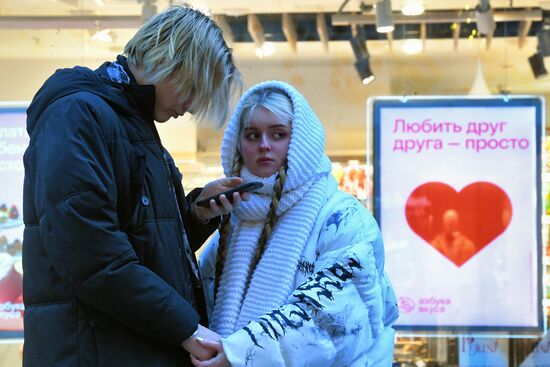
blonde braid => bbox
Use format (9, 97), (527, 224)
(213, 158), (243, 304)
(244, 164), (287, 291)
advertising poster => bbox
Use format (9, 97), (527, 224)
(0, 103), (28, 338)
(372, 97), (543, 331)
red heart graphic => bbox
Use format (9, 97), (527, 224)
(405, 182), (512, 267)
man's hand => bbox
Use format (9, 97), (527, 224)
(190, 339), (230, 367)
(181, 325), (221, 361)
(192, 177), (248, 222)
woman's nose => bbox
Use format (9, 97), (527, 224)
(259, 134), (271, 150)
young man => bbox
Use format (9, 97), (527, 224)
(22, 4), (242, 366)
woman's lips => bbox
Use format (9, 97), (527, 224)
(257, 157), (273, 164)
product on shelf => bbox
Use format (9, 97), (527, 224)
(0, 204), (19, 223)
(8, 205), (19, 220)
(0, 237), (21, 257)
(332, 160), (370, 201)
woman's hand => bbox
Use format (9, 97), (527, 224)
(181, 325), (221, 361)
(192, 177), (248, 221)
(190, 339), (230, 367)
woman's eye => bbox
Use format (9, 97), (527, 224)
(272, 131), (288, 139)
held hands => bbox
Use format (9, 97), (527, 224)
(191, 339), (230, 367)
(181, 325), (230, 367)
(181, 325), (221, 361)
(192, 177), (248, 221)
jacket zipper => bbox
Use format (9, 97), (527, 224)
(162, 151), (200, 280)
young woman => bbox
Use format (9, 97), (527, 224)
(196, 81), (398, 367)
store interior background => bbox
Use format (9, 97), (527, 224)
(1, 0), (550, 365)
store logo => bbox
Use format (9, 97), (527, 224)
(398, 297), (415, 313)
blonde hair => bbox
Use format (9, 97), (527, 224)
(214, 89), (293, 303)
(124, 3), (242, 126)
(237, 88), (293, 154)
(239, 89), (293, 128)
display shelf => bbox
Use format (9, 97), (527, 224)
(543, 172), (550, 183)
(0, 219), (23, 230)
(544, 257), (550, 265)
(543, 216), (550, 225)
(543, 299), (550, 307)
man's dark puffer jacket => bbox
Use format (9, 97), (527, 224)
(23, 56), (218, 366)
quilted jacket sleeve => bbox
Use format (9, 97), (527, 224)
(220, 196), (398, 367)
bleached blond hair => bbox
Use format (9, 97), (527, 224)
(124, 3), (241, 126)
(239, 88), (294, 128)
(236, 88), (294, 153)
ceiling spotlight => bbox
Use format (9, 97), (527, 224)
(350, 30), (369, 60)
(401, 1), (425, 16)
(528, 52), (548, 79)
(376, 0), (394, 33)
(350, 26), (375, 85)
(475, 0), (496, 36)
(538, 31), (550, 56)
(355, 59), (375, 85)
(538, 18), (550, 56)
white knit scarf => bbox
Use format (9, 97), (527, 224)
(210, 81), (334, 337)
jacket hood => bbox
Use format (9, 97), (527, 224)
(26, 59), (155, 135)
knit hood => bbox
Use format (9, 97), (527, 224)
(221, 80), (332, 190)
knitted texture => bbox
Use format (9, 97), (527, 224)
(211, 81), (334, 337)
(221, 81), (332, 191)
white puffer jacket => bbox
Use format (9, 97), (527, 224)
(199, 186), (399, 367)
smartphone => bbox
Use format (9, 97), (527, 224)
(195, 181), (263, 207)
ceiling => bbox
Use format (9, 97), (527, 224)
(0, 0), (549, 16)
(0, 0), (548, 74)
(0, 0), (547, 50)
